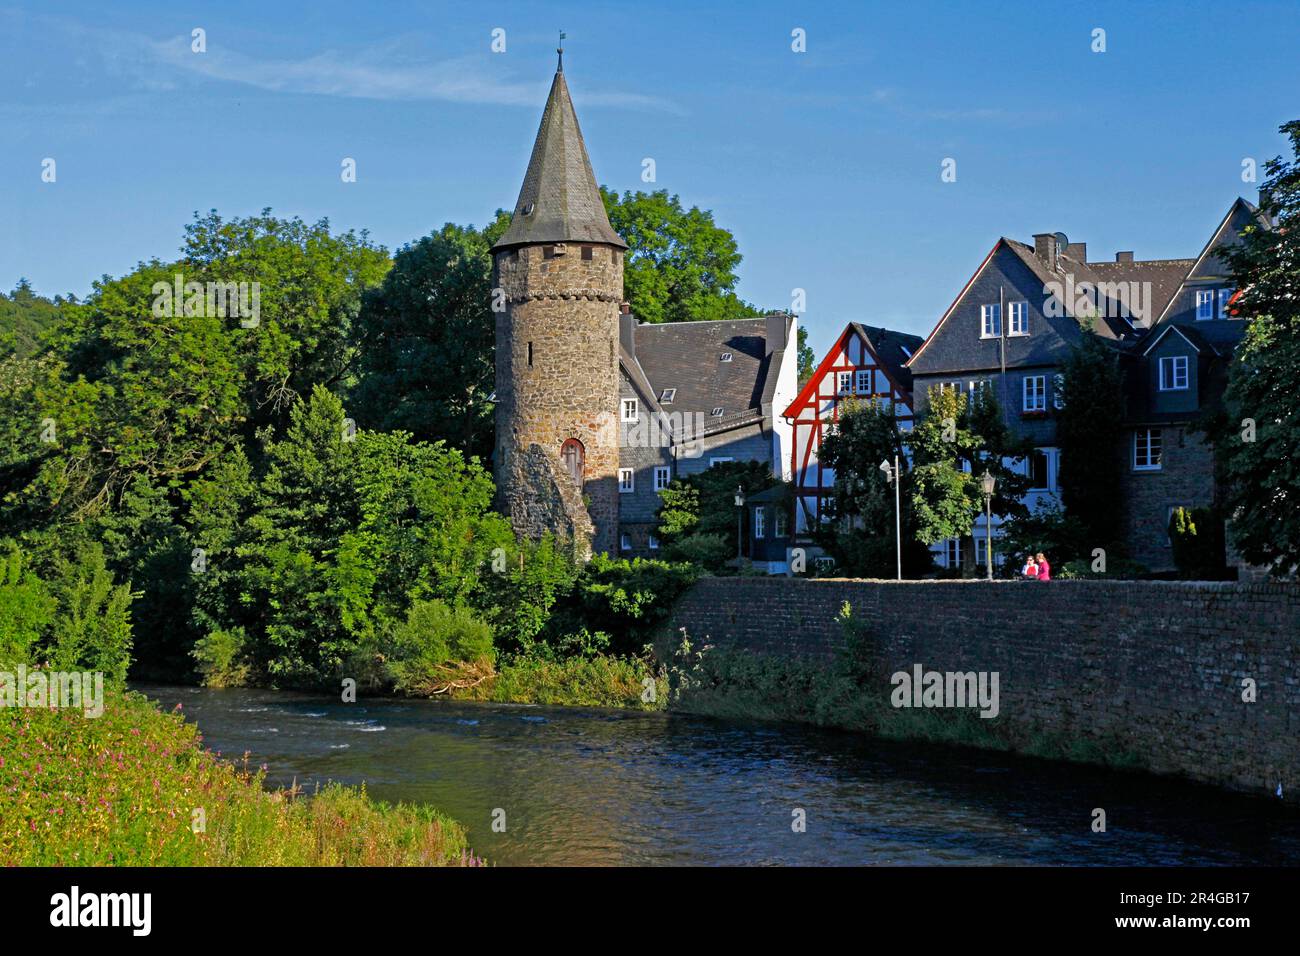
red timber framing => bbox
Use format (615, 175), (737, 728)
(781, 324), (915, 541)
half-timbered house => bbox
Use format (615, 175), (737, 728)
(781, 323), (923, 541)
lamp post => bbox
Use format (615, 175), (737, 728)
(980, 470), (996, 581)
(734, 485), (746, 565)
(879, 456), (902, 581)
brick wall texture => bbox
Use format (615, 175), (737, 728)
(671, 576), (1300, 801)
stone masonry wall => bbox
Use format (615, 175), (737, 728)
(671, 576), (1300, 801)
(494, 242), (623, 554)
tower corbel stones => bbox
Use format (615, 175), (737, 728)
(491, 59), (627, 556)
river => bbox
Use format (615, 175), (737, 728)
(136, 684), (1300, 866)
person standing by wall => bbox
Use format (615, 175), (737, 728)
(1035, 552), (1051, 581)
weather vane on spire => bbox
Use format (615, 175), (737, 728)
(557, 31), (566, 72)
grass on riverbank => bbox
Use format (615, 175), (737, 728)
(0, 690), (482, 866)
(449, 653), (667, 709)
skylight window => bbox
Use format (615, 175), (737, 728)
(660, 388), (676, 404)
(900, 345), (912, 358)
(720, 353), (733, 362)
(711, 407), (724, 417)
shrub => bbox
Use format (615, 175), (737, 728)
(389, 599), (496, 695)
(1168, 506), (1225, 579)
(547, 554), (699, 656)
(192, 627), (252, 688)
(0, 539), (133, 682)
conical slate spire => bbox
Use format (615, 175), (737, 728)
(493, 69), (626, 251)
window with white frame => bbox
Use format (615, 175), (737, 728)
(754, 507), (766, 539)
(1195, 289), (1214, 321)
(943, 538), (960, 568)
(975, 535), (987, 567)
(969, 378), (991, 401)
(775, 508), (788, 538)
(619, 533), (632, 551)
(837, 371), (853, 394)
(648, 534), (660, 550)
(659, 388), (676, 404)
(1158, 355), (1189, 391)
(855, 369), (872, 394)
(653, 466), (670, 491)
(1133, 429), (1163, 471)
(1023, 375), (1046, 411)
(621, 398), (638, 422)
(618, 468), (635, 492)
(1052, 374), (1065, 409)
(980, 303), (1002, 338)
(1008, 301), (1029, 335)
(1217, 288), (1235, 319)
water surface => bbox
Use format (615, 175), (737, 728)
(136, 684), (1300, 866)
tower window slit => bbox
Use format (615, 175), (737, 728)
(528, 342), (533, 367)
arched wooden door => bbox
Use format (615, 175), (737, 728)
(560, 438), (585, 489)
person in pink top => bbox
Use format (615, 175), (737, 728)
(1035, 552), (1051, 581)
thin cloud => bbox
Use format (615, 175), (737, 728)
(136, 32), (680, 113)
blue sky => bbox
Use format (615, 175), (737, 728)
(2, 1), (1297, 357)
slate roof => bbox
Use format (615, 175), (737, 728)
(493, 68), (626, 251)
(630, 315), (791, 434)
(1002, 241), (1193, 340)
(849, 323), (924, 392)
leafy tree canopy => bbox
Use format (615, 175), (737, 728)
(601, 187), (764, 324)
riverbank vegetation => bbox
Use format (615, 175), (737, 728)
(0, 198), (743, 708)
(0, 689), (479, 866)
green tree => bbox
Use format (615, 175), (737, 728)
(1054, 328), (1126, 553)
(655, 460), (778, 571)
(601, 188), (763, 323)
(350, 214), (510, 461)
(1211, 119), (1300, 575)
(194, 386), (512, 687)
(816, 399), (932, 576)
(797, 326), (817, 387)
(907, 387), (1029, 552)
(0, 280), (66, 358)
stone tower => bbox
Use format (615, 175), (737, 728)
(492, 57), (627, 556)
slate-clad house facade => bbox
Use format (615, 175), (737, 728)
(492, 58), (797, 560)
(615, 310), (798, 558)
(903, 198), (1267, 574)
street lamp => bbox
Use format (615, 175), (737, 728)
(734, 485), (746, 564)
(879, 456), (901, 581)
(980, 470), (997, 581)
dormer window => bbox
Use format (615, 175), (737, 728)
(1158, 355), (1189, 391)
(711, 407), (723, 417)
(521, 202), (535, 216)
(659, 388), (676, 404)
(1195, 290), (1214, 321)
(1217, 288), (1235, 319)
(720, 353), (733, 363)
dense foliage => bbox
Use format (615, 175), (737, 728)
(1054, 328), (1126, 556)
(600, 187), (763, 324)
(1212, 120), (1300, 575)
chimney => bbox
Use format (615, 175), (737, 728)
(1259, 188), (1279, 226)
(619, 309), (636, 356)
(1115, 251), (1134, 263)
(1032, 233), (1060, 267)
(765, 312), (790, 355)
(1064, 242), (1087, 262)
